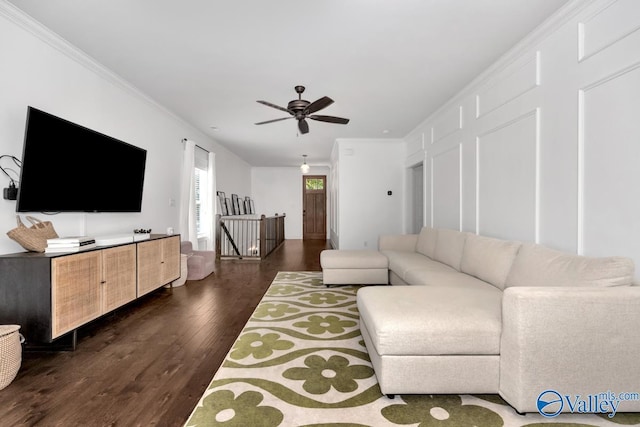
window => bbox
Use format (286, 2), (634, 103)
(305, 178), (324, 190)
(194, 147), (210, 239)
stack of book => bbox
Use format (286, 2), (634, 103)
(45, 236), (97, 254)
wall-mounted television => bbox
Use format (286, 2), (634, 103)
(16, 106), (147, 213)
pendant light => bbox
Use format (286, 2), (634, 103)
(300, 155), (310, 174)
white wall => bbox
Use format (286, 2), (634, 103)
(216, 157), (252, 203)
(251, 166), (331, 239)
(404, 0), (640, 281)
(0, 4), (251, 254)
(333, 138), (405, 249)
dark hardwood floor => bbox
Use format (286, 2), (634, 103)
(0, 239), (331, 427)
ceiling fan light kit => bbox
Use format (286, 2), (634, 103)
(256, 85), (350, 135)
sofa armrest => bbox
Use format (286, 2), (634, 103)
(378, 234), (418, 251)
(499, 286), (640, 413)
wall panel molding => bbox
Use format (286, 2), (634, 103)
(578, 0), (640, 61)
(475, 109), (539, 242)
(401, 0), (640, 280)
(476, 51), (540, 119)
(430, 144), (462, 230)
(476, 108), (539, 140)
(407, 0), (587, 138)
(577, 61), (640, 255)
(431, 106), (463, 144)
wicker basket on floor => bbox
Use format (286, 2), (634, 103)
(0, 325), (23, 390)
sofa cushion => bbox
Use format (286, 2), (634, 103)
(505, 243), (635, 288)
(357, 286), (502, 356)
(404, 269), (498, 292)
(415, 227), (438, 259)
(460, 234), (521, 290)
(433, 228), (468, 271)
(382, 250), (455, 281)
(378, 234), (418, 252)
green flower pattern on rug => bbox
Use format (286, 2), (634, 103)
(230, 332), (295, 360)
(253, 302), (301, 319)
(268, 284), (306, 296)
(187, 389), (284, 427)
(293, 315), (357, 335)
(382, 395), (502, 426)
(185, 272), (639, 427)
(283, 354), (374, 394)
(299, 292), (349, 305)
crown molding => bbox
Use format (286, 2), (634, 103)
(407, 0), (599, 138)
(0, 0), (211, 144)
(0, 1), (155, 108)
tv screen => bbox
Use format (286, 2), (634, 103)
(16, 107), (147, 213)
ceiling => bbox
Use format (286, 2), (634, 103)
(7, 0), (570, 168)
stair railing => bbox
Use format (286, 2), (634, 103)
(216, 213), (286, 260)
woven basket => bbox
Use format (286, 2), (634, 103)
(0, 325), (23, 391)
(6, 215), (58, 253)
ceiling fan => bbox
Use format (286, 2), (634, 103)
(255, 85), (350, 135)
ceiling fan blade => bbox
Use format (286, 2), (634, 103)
(304, 96), (334, 115)
(257, 100), (291, 113)
(298, 119), (309, 134)
(255, 117), (293, 125)
(308, 115), (350, 125)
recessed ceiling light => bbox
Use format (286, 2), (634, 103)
(210, 126), (219, 131)
(382, 129), (390, 134)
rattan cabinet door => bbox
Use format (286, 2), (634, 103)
(102, 244), (137, 313)
(137, 236), (181, 296)
(51, 251), (102, 338)
(160, 236), (180, 285)
(137, 239), (163, 297)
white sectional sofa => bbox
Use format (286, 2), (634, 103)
(356, 227), (640, 414)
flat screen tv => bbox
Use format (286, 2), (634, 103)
(16, 106), (147, 213)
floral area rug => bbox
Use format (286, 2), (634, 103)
(184, 271), (640, 427)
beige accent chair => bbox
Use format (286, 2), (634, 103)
(180, 241), (215, 281)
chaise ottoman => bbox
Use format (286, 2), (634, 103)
(320, 249), (389, 286)
(357, 285), (503, 395)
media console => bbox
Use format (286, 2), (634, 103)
(0, 234), (180, 349)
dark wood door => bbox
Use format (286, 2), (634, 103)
(303, 175), (326, 240)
